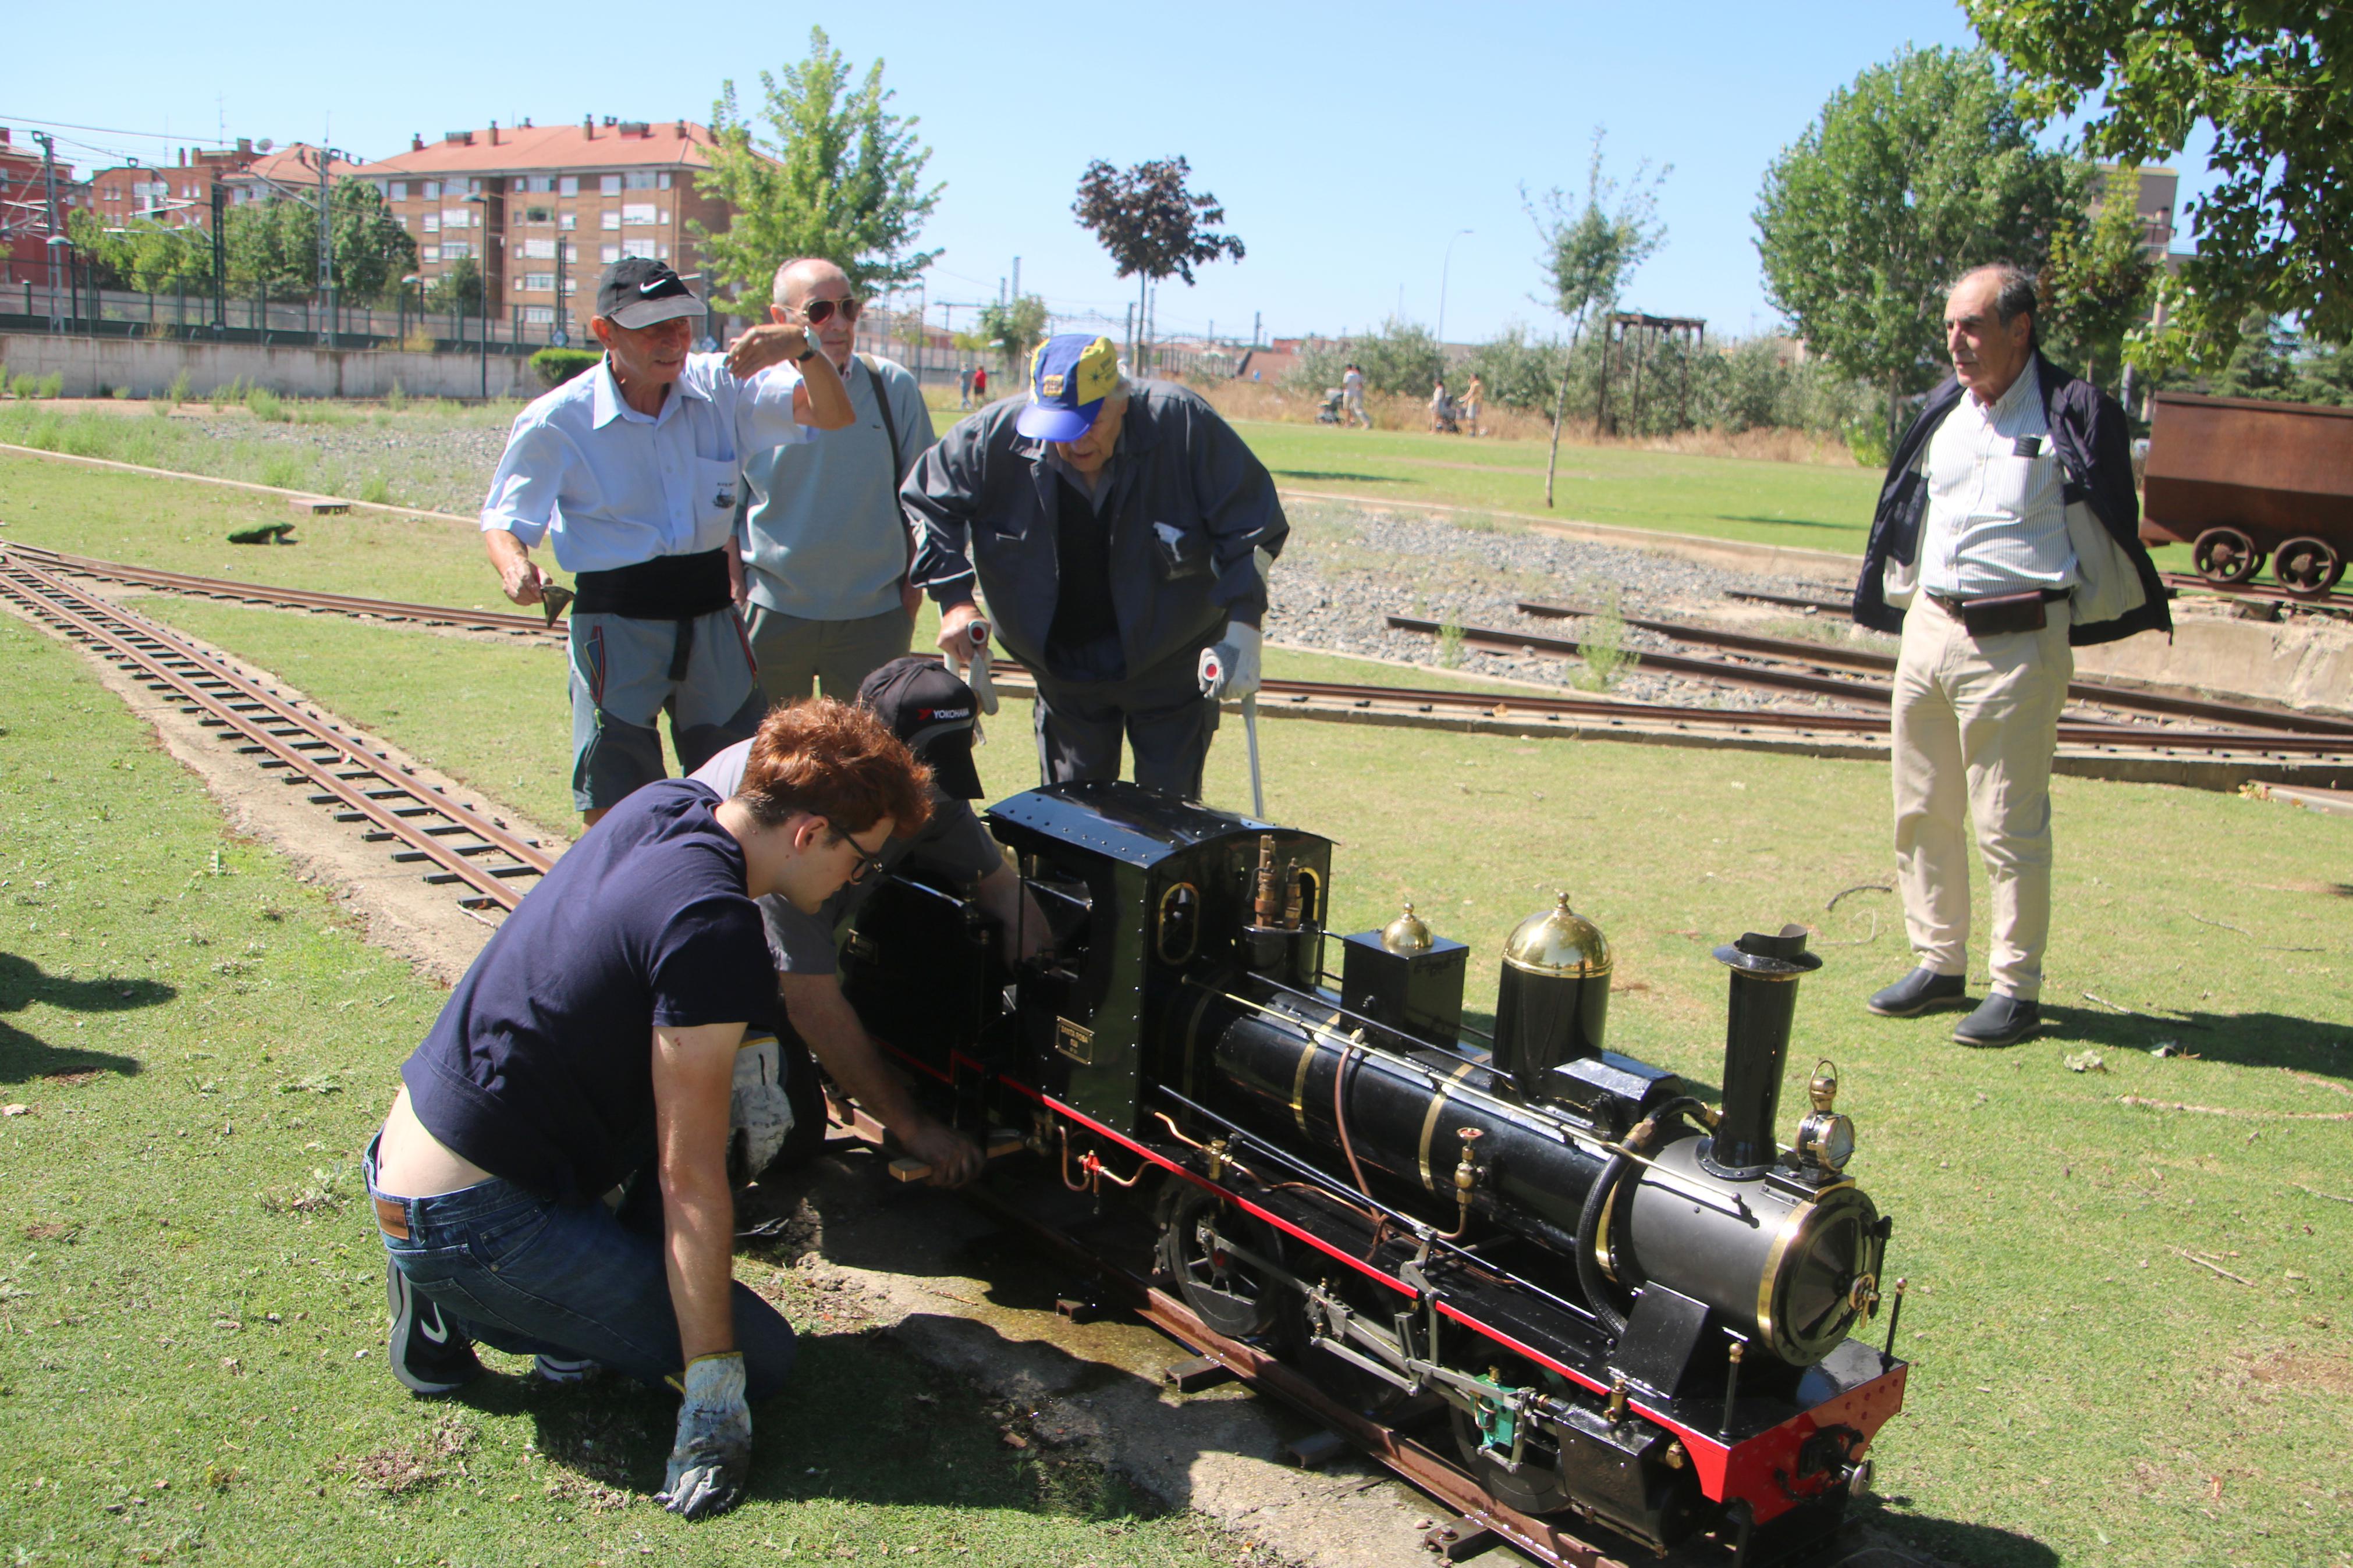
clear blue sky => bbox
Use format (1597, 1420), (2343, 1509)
(6, 1), (2216, 346)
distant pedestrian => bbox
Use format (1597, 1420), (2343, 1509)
(1461, 373), (1485, 436)
(957, 365), (974, 409)
(739, 257), (938, 706)
(1854, 263), (2169, 1047)
(1428, 379), (1456, 434)
(480, 258), (854, 827)
(971, 364), (989, 402)
(1340, 362), (1372, 429)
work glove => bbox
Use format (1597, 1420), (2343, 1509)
(659, 1352), (754, 1519)
(1197, 620), (1264, 702)
(961, 618), (1000, 718)
(726, 1033), (793, 1187)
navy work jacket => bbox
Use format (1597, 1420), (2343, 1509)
(1852, 352), (2170, 648)
(901, 380), (1288, 676)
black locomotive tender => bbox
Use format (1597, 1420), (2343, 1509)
(836, 782), (1908, 1562)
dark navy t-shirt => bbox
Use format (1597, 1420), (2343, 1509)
(403, 779), (775, 1201)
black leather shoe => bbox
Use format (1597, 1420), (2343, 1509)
(1866, 968), (1968, 1017)
(1953, 993), (2040, 1047)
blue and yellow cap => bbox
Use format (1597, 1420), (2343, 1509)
(1017, 334), (1122, 440)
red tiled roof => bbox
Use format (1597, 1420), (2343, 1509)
(368, 121), (720, 176)
(232, 144), (363, 186)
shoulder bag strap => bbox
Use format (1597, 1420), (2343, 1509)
(858, 354), (906, 481)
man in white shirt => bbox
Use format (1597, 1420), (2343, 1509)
(480, 258), (854, 826)
(1859, 264), (2157, 1046)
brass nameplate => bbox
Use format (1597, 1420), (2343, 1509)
(1055, 1016), (1094, 1065)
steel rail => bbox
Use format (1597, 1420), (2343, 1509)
(2160, 570), (2353, 610)
(0, 556), (553, 911)
(2, 542), (564, 638)
(1513, 599), (2353, 737)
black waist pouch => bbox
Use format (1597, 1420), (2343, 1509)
(572, 548), (732, 619)
(1960, 589), (2050, 638)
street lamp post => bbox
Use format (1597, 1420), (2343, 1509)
(1436, 228), (1473, 354)
(463, 191), (493, 400)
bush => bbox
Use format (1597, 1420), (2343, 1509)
(531, 347), (602, 389)
(358, 474), (394, 505)
(259, 452), (302, 489)
(384, 380), (409, 413)
(37, 372), (62, 399)
(210, 376), (244, 412)
(1289, 319), (1446, 396)
(245, 386), (286, 422)
(166, 368), (192, 407)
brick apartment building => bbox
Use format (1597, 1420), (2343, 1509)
(1, 126), (91, 285)
(88, 140), (262, 232)
(361, 116), (732, 338)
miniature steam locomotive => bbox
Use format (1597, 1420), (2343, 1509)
(836, 782), (1907, 1565)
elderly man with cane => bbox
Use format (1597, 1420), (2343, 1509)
(900, 334), (1287, 802)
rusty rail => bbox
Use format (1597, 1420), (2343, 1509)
(0, 552), (555, 912)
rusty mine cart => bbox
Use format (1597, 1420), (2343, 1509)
(2141, 391), (2353, 596)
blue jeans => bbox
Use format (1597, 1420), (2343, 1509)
(364, 1137), (797, 1399)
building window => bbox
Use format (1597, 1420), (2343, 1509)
(469, 178), (484, 194)
(523, 272), (555, 291)
(559, 175), (579, 197)
(441, 241), (471, 259)
(521, 237), (555, 260)
(624, 170), (656, 191)
(562, 278), (578, 295)
(658, 172), (672, 190)
(559, 211), (577, 230)
(442, 208), (471, 229)
(657, 208), (669, 226)
(599, 173), (621, 195)
(520, 175), (556, 194)
(622, 203), (655, 226)
(656, 243), (670, 261)
(600, 244), (621, 263)
(601, 210), (620, 231)
(388, 181), (407, 201)
(523, 305), (555, 325)
(563, 241), (579, 262)
(422, 214), (441, 233)
(523, 205), (552, 224)
(421, 245), (441, 263)
(423, 180), (441, 199)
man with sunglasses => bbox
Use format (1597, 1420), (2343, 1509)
(738, 257), (939, 706)
(689, 655), (1047, 1190)
(366, 699), (930, 1520)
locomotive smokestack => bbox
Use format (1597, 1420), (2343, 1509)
(1701, 924), (1822, 1179)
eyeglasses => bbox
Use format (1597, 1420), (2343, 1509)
(797, 296), (862, 326)
(825, 819), (889, 885)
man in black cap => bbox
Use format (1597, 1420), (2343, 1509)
(481, 257), (856, 826)
(689, 656), (1046, 1185)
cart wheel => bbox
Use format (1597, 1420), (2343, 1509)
(2193, 527), (2263, 585)
(2274, 537), (2343, 599)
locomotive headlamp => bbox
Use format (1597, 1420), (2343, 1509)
(1794, 1059), (1857, 1172)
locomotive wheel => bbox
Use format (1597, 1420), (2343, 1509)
(1449, 1400), (1572, 1516)
(2192, 527), (2263, 585)
(2274, 536), (2343, 599)
(1156, 1182), (1291, 1341)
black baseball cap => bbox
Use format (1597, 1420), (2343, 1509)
(595, 257), (707, 329)
(858, 655), (985, 801)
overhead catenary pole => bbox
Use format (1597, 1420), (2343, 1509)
(36, 131), (63, 332)
(312, 146), (336, 351)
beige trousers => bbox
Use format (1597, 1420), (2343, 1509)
(1890, 595), (2072, 1000)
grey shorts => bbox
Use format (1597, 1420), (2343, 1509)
(745, 602), (913, 705)
(569, 607), (764, 812)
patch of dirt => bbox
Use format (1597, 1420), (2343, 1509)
(336, 1413), (474, 1495)
(2244, 1349), (2353, 1396)
(4, 586), (565, 986)
(40, 1068), (102, 1087)
(22, 1222), (77, 1242)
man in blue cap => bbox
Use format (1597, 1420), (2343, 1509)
(900, 334), (1286, 799)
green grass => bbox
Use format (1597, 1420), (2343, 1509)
(0, 614), (1281, 1568)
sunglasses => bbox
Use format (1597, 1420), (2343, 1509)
(797, 296), (862, 326)
(825, 818), (888, 884)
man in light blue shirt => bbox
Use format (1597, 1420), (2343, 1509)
(739, 258), (938, 703)
(481, 258), (853, 825)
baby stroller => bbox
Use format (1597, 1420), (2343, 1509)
(1316, 387), (1346, 424)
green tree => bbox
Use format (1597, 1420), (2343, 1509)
(223, 197), (319, 301)
(328, 177), (418, 304)
(695, 27), (942, 318)
(1073, 157), (1244, 372)
(975, 294), (1049, 376)
(1754, 46), (2081, 437)
(2040, 165), (2158, 397)
(67, 210), (210, 294)
(424, 256), (483, 318)
(1527, 129), (1667, 503)
(1964, 0), (2351, 361)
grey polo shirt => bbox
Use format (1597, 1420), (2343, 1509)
(687, 738), (1002, 975)
(739, 354), (936, 622)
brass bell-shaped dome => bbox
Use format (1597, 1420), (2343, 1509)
(1382, 901), (1433, 955)
(1501, 892), (1611, 976)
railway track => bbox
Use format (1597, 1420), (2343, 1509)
(0, 551), (555, 913)
(1511, 599), (2353, 737)
(2159, 570), (2353, 612)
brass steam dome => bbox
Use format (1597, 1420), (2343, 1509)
(1501, 892), (1611, 976)
(1381, 901), (1433, 955)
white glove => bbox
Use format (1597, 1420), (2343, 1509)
(659, 1352), (753, 1519)
(726, 1033), (793, 1186)
(1197, 620), (1263, 701)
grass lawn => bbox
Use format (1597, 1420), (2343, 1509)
(0, 614), (1276, 1568)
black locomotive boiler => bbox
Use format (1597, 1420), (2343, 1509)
(836, 781), (1908, 1564)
